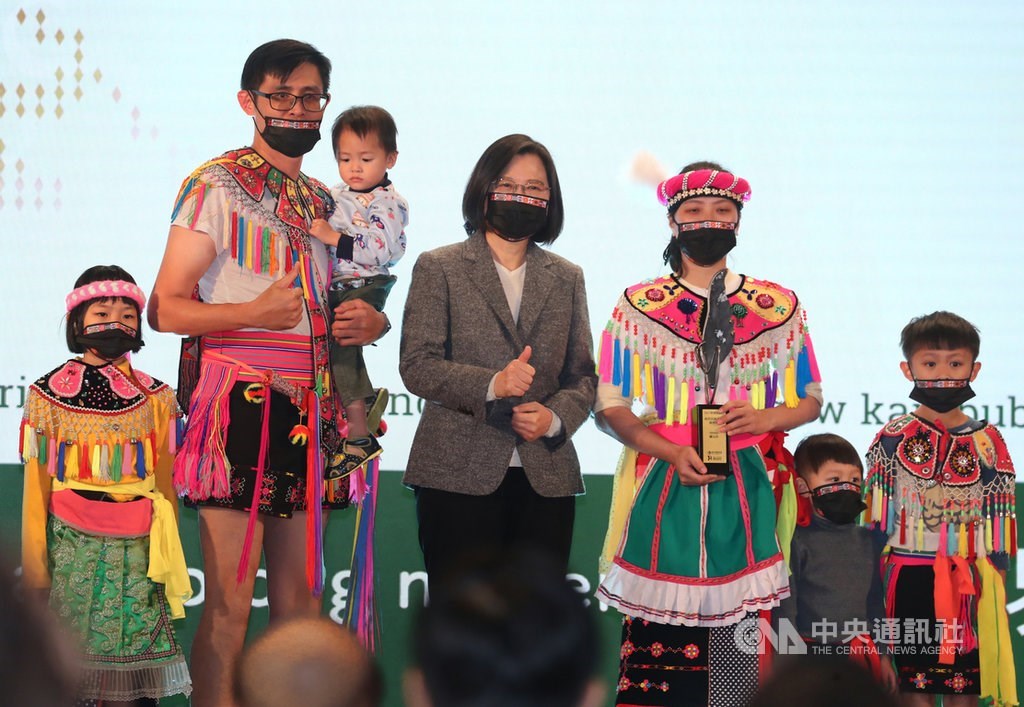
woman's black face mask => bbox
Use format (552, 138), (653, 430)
(486, 192), (549, 241)
(673, 220), (737, 266)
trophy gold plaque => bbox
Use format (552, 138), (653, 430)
(694, 404), (731, 475)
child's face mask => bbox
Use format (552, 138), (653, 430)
(76, 322), (142, 361)
(810, 482), (866, 525)
(909, 377), (976, 413)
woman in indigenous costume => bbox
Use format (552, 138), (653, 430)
(20, 265), (192, 705)
(595, 163), (823, 707)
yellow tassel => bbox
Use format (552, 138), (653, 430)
(679, 384), (689, 423)
(245, 220), (254, 269)
(754, 380), (765, 410)
(298, 253), (312, 302)
(67, 443), (79, 479)
(144, 437), (154, 472)
(958, 522), (968, 558)
(643, 362), (654, 407)
(985, 517), (993, 553)
(600, 446), (639, 574)
(777, 474), (798, 572)
(632, 352), (642, 401)
(976, 558), (1018, 706)
(22, 425), (36, 460)
(916, 516), (925, 552)
(784, 360), (798, 408)
(666, 376), (676, 426)
(91, 444), (101, 475)
(872, 485), (883, 524)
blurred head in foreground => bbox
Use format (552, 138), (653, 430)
(235, 616), (381, 707)
(405, 551), (605, 707)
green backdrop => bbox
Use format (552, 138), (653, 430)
(1, 469), (1020, 706)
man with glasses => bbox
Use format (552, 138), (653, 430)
(148, 39), (388, 707)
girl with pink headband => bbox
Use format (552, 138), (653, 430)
(594, 162), (823, 706)
(20, 265), (192, 704)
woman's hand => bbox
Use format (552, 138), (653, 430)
(719, 400), (775, 436)
(511, 401), (553, 442)
(672, 445), (726, 486)
(494, 346), (534, 398)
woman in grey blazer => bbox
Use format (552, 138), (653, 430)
(399, 134), (596, 590)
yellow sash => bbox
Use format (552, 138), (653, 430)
(53, 477), (192, 618)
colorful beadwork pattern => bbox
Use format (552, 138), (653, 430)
(596, 274), (820, 420)
(19, 360), (178, 485)
(171, 148), (341, 459)
(865, 414), (1016, 555)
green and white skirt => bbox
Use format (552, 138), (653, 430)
(598, 433), (789, 627)
(47, 513), (191, 701)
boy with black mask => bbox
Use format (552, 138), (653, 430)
(775, 433), (896, 690)
(863, 311), (1017, 705)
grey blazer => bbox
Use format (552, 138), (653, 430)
(399, 233), (596, 497)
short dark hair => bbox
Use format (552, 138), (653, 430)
(330, 106), (398, 158)
(793, 433), (863, 480)
(462, 134), (564, 245)
(663, 159), (741, 273)
(240, 39), (331, 93)
(751, 655), (898, 707)
(66, 265), (143, 354)
(900, 311), (980, 361)
(411, 552), (598, 707)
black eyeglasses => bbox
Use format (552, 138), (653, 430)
(249, 90), (330, 112)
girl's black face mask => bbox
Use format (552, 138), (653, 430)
(810, 481), (866, 525)
(76, 322), (143, 360)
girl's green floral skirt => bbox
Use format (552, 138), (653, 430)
(48, 514), (191, 701)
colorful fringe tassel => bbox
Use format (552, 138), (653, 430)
(305, 390), (325, 596)
(173, 357), (238, 499)
(236, 386), (272, 585)
(345, 457), (380, 653)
